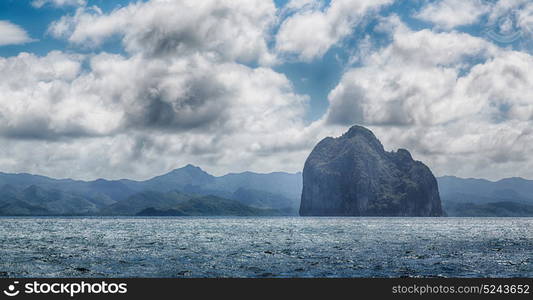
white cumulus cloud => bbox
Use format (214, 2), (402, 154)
(322, 16), (533, 180)
(0, 47), (317, 179)
(0, 21), (35, 46)
(415, 0), (490, 29)
(48, 0), (277, 65)
(275, 0), (392, 61)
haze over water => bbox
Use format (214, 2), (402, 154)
(0, 217), (531, 278)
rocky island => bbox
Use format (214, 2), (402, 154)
(300, 125), (443, 216)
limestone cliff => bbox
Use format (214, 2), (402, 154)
(299, 126), (442, 216)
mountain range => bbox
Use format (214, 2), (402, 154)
(1, 165), (532, 216)
(438, 176), (533, 216)
(0, 165), (301, 216)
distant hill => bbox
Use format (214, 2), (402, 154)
(0, 184), (101, 215)
(209, 171), (302, 200)
(126, 165), (303, 202)
(0, 183), (286, 216)
(0, 171), (135, 204)
(231, 187), (299, 215)
(135, 164), (216, 192)
(137, 195), (283, 216)
(443, 201), (533, 217)
(437, 176), (533, 217)
(437, 176), (533, 204)
(0, 165), (302, 216)
(100, 190), (193, 216)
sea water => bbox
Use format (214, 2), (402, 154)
(0, 217), (531, 277)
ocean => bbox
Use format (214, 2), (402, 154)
(0, 217), (531, 278)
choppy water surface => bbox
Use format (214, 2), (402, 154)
(0, 217), (531, 277)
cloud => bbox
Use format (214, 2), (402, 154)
(0, 21), (35, 46)
(415, 0), (533, 44)
(326, 18), (499, 126)
(83, 52), (310, 134)
(275, 0), (392, 61)
(322, 16), (533, 180)
(31, 0), (86, 8)
(415, 0), (490, 30)
(0, 0), (332, 179)
(0, 46), (317, 179)
(0, 51), (120, 140)
(48, 0), (277, 65)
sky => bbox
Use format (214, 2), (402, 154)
(1, 0), (533, 181)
